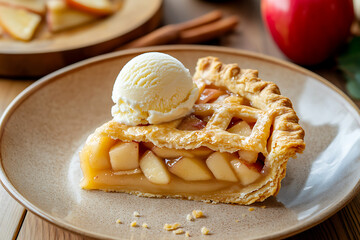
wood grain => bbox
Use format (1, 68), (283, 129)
(0, 187), (26, 240)
(0, 79), (33, 113)
(0, 78), (32, 240)
(17, 212), (94, 240)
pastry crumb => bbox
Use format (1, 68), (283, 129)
(116, 219), (122, 224)
(248, 207), (255, 212)
(133, 211), (140, 217)
(235, 219), (240, 222)
(130, 221), (137, 227)
(163, 223), (181, 231)
(260, 205), (266, 209)
(185, 231), (191, 237)
(142, 223), (148, 228)
(201, 226), (210, 235)
(192, 210), (204, 218)
(186, 214), (194, 221)
(173, 229), (184, 235)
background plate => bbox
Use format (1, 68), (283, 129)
(0, 0), (162, 77)
(1, 45), (360, 239)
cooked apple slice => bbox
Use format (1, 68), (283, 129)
(167, 157), (213, 181)
(85, 135), (116, 170)
(227, 120), (252, 136)
(238, 150), (258, 164)
(189, 147), (213, 158)
(140, 150), (171, 185)
(151, 146), (194, 159)
(0, 0), (45, 14)
(177, 115), (207, 130)
(230, 159), (261, 185)
(47, 0), (98, 32)
(142, 142), (155, 150)
(0, 5), (41, 41)
(196, 88), (227, 104)
(206, 152), (238, 182)
(66, 0), (113, 16)
(213, 94), (230, 103)
(228, 121), (257, 163)
(109, 142), (139, 171)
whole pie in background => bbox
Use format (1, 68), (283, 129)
(79, 53), (305, 205)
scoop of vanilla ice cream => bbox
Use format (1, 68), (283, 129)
(111, 52), (199, 125)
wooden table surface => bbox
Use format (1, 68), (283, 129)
(1, 0), (359, 239)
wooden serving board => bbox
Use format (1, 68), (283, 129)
(0, 0), (162, 77)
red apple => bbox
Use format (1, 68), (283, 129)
(261, 0), (354, 65)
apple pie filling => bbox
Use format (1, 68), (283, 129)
(80, 86), (271, 195)
(80, 138), (267, 194)
(79, 55), (306, 205)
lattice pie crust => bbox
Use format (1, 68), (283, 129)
(80, 57), (305, 204)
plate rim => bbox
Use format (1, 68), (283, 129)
(1, 45), (360, 239)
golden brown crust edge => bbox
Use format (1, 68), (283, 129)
(81, 57), (305, 205)
(193, 56), (305, 156)
(193, 56), (305, 202)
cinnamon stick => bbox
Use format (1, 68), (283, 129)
(178, 16), (239, 44)
(117, 11), (239, 49)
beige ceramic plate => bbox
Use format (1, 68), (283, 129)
(1, 46), (360, 239)
(0, 0), (162, 77)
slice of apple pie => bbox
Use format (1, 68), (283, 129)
(80, 56), (305, 205)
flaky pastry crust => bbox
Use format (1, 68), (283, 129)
(193, 57), (305, 203)
(81, 57), (305, 205)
